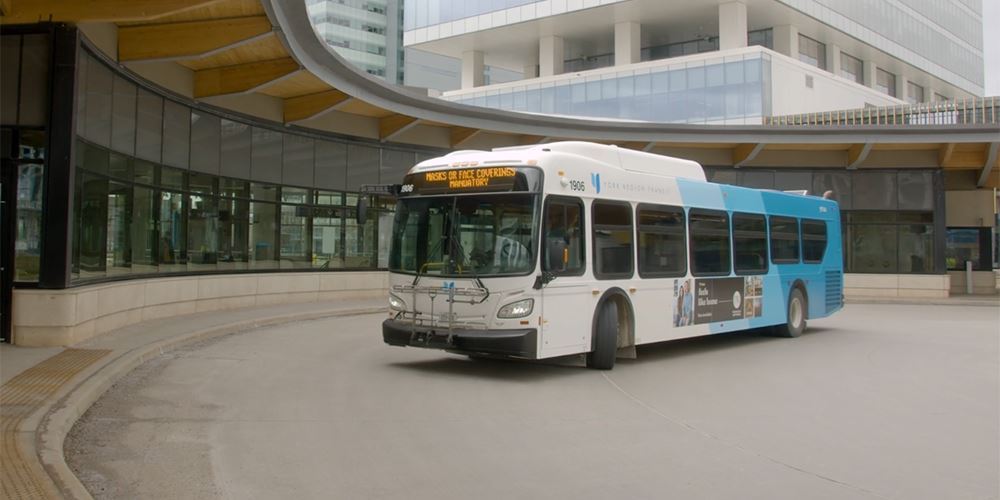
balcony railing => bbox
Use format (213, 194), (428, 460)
(764, 96), (1000, 126)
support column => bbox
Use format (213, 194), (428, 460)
(614, 21), (640, 65)
(826, 44), (841, 76)
(718, 2), (747, 51)
(539, 35), (564, 77)
(461, 50), (484, 89)
(863, 60), (877, 89)
(40, 25), (79, 290)
(772, 25), (798, 58)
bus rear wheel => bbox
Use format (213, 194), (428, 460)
(587, 300), (618, 370)
(774, 288), (807, 338)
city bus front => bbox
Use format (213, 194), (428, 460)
(382, 165), (547, 359)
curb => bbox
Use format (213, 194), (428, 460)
(845, 298), (999, 307)
(34, 306), (386, 500)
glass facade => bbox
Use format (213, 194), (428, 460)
(307, 0), (402, 82)
(706, 168), (940, 274)
(839, 52), (863, 84)
(404, 0), (540, 30)
(876, 68), (897, 97)
(906, 81), (924, 104)
(797, 34), (826, 70)
(69, 49), (441, 284)
(1, 33), (51, 283)
(446, 53), (770, 124)
(777, 0), (983, 91)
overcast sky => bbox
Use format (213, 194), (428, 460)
(985, 0), (999, 95)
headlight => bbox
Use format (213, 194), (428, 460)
(388, 293), (406, 311)
(497, 298), (534, 319)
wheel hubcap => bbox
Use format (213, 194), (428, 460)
(790, 298), (803, 329)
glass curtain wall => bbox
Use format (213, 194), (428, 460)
(706, 168), (939, 274)
(447, 52), (771, 124)
(1, 33), (51, 283)
(70, 48), (432, 284)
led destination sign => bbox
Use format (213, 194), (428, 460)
(401, 167), (536, 195)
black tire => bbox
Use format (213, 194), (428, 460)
(587, 300), (618, 370)
(774, 288), (807, 338)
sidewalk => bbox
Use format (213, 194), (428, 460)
(846, 294), (1000, 307)
(0, 298), (386, 500)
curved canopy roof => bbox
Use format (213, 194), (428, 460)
(2, 0), (997, 186)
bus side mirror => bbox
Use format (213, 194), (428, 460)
(356, 197), (369, 225)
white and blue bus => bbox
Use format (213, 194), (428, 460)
(373, 142), (843, 369)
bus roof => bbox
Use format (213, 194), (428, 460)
(412, 141), (706, 182)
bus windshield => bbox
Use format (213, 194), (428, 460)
(389, 194), (538, 277)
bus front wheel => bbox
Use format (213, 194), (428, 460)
(774, 288), (807, 338)
(587, 300), (618, 370)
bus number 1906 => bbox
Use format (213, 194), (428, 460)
(569, 180), (586, 191)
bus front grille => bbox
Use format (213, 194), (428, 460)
(825, 271), (843, 313)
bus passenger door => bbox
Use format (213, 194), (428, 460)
(538, 197), (591, 356)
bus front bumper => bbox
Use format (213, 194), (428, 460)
(382, 319), (537, 358)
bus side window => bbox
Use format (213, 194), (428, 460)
(636, 204), (686, 278)
(733, 212), (768, 275)
(689, 209), (731, 276)
(592, 200), (634, 279)
(543, 197), (585, 275)
(770, 216), (801, 263)
(802, 219), (827, 263)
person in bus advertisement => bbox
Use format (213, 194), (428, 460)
(673, 279), (694, 327)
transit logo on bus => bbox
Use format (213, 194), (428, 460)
(590, 173), (601, 193)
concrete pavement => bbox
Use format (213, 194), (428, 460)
(60, 303), (999, 500)
(0, 298), (386, 499)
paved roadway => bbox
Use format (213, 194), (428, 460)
(65, 304), (999, 500)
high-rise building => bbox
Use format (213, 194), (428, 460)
(307, 0), (405, 83)
(402, 0), (984, 124)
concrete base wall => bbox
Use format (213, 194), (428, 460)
(12, 272), (389, 347)
(844, 273), (950, 299)
(947, 270), (1000, 295)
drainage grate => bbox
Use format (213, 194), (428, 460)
(1, 348), (110, 499)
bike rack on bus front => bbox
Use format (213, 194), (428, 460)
(391, 283), (490, 346)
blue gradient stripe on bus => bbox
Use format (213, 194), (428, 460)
(675, 178), (843, 335)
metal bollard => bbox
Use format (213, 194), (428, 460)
(966, 260), (973, 295)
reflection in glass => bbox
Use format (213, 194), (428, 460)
(250, 201), (278, 269)
(132, 186), (158, 274)
(77, 173), (108, 279)
(107, 181), (131, 275)
(280, 204), (310, 268)
(312, 205), (343, 269)
(15, 164), (44, 281)
(188, 194), (219, 269)
(849, 224), (898, 273)
(218, 197), (249, 269)
(159, 191), (186, 271)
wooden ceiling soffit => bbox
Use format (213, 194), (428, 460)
(194, 58), (299, 98)
(258, 71), (330, 98)
(847, 143), (872, 169)
(284, 90), (350, 122)
(618, 141), (655, 151)
(379, 115), (420, 142)
(1, 0), (219, 24)
(938, 143), (956, 166)
(118, 16), (272, 62)
(977, 142), (999, 187)
(732, 143), (764, 168)
(450, 127), (481, 148)
(517, 135), (548, 145)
